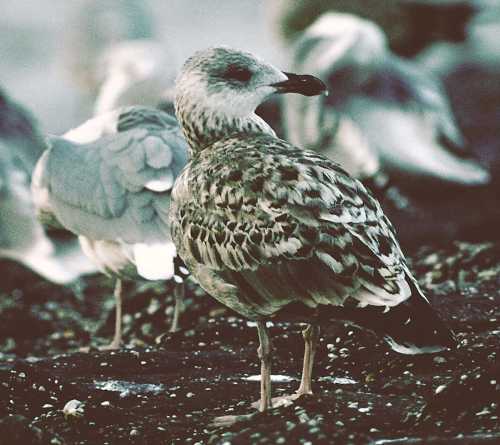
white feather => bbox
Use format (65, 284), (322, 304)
(133, 242), (176, 280)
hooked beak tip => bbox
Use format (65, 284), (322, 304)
(271, 72), (328, 97)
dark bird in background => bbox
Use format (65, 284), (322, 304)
(170, 47), (456, 422)
(32, 106), (189, 349)
(0, 88), (97, 283)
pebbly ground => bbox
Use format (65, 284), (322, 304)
(0, 240), (499, 445)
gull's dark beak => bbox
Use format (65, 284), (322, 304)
(271, 72), (328, 97)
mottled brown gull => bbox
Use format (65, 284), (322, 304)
(169, 46), (456, 421)
(32, 106), (188, 349)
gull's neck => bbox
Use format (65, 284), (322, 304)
(175, 95), (276, 156)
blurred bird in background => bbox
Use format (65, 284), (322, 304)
(93, 39), (178, 116)
(32, 106), (189, 349)
(0, 88), (97, 284)
(65, 0), (156, 101)
(283, 12), (490, 186)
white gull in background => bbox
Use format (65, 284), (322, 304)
(0, 88), (97, 283)
(32, 106), (189, 349)
(93, 39), (178, 116)
(285, 12), (490, 186)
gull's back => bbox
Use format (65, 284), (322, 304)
(33, 106), (189, 280)
(171, 131), (455, 352)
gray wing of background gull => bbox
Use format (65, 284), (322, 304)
(359, 55), (466, 155)
(291, 12), (490, 186)
(32, 106), (189, 280)
(0, 89), (97, 283)
(35, 107), (188, 244)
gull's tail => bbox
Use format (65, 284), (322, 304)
(328, 276), (457, 354)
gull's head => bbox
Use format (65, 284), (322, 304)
(175, 46), (327, 117)
(295, 13), (387, 77)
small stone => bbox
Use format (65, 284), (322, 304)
(130, 429), (140, 436)
(435, 385), (447, 394)
(63, 400), (85, 420)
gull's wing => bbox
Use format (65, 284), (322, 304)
(359, 55), (466, 154)
(35, 107), (188, 244)
(329, 56), (489, 184)
(171, 134), (411, 314)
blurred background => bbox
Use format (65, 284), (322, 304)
(1, 0), (499, 132)
(0, 0), (282, 133)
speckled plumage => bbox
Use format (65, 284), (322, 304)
(171, 47), (455, 351)
(170, 47), (455, 416)
(171, 133), (411, 319)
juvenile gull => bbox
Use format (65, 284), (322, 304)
(0, 88), (96, 283)
(284, 13), (490, 186)
(32, 106), (188, 349)
(170, 47), (456, 420)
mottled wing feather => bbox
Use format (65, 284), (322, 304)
(172, 134), (410, 312)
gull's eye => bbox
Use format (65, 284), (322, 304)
(222, 64), (253, 82)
